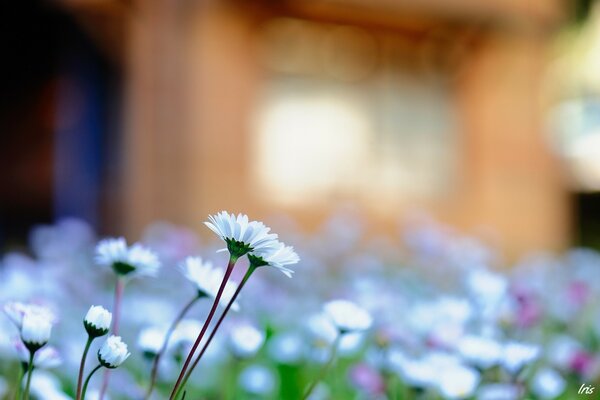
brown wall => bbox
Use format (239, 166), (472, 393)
(117, 1), (570, 259)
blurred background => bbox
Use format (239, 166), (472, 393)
(2, 0), (600, 259)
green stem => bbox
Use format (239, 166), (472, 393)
(302, 334), (341, 400)
(173, 265), (256, 400)
(81, 364), (103, 400)
(145, 295), (200, 400)
(13, 362), (25, 400)
(22, 351), (35, 400)
(169, 255), (238, 400)
(76, 336), (94, 400)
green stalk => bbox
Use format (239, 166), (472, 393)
(22, 351), (35, 400)
(76, 336), (94, 400)
(13, 361), (24, 400)
(81, 364), (103, 400)
(302, 334), (342, 400)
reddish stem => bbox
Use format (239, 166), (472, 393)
(98, 277), (124, 400)
(180, 266), (254, 387)
(144, 295), (199, 400)
(169, 257), (236, 400)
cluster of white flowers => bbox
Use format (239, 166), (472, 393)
(6, 211), (580, 400)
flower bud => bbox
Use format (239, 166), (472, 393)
(98, 335), (130, 369)
(84, 305), (112, 338)
(21, 313), (52, 352)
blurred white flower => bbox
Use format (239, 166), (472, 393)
(180, 257), (240, 310)
(323, 300), (372, 333)
(546, 335), (582, 368)
(306, 313), (338, 346)
(95, 237), (160, 277)
(395, 357), (437, 388)
(3, 302), (55, 330)
(137, 326), (167, 356)
(30, 218), (95, 261)
(98, 335), (130, 368)
(21, 312), (53, 350)
(338, 332), (366, 357)
(86, 390), (111, 400)
(267, 332), (305, 364)
(30, 371), (71, 400)
(531, 368), (566, 399)
(205, 211), (279, 257)
(409, 297), (472, 335)
(477, 383), (521, 400)
(456, 335), (503, 369)
(438, 364), (480, 399)
(84, 305), (112, 337)
(251, 242), (300, 278)
(238, 365), (277, 396)
(95, 237), (127, 265)
(466, 269), (507, 313)
(229, 323), (265, 358)
(14, 341), (62, 368)
(171, 319), (204, 355)
(502, 341), (540, 374)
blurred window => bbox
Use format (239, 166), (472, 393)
(253, 18), (459, 207)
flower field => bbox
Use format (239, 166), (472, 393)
(1, 212), (599, 399)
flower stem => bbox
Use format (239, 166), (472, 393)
(81, 364), (103, 400)
(169, 256), (237, 400)
(12, 362), (24, 400)
(22, 351), (35, 400)
(76, 335), (94, 400)
(144, 295), (200, 400)
(302, 334), (341, 400)
(98, 277), (125, 400)
(174, 265), (256, 399)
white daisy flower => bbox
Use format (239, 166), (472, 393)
(238, 365), (277, 396)
(477, 383), (521, 400)
(306, 312), (339, 347)
(456, 335), (503, 369)
(437, 364), (480, 399)
(205, 211), (279, 258)
(323, 300), (373, 334)
(502, 341), (540, 374)
(180, 257), (240, 310)
(95, 237), (160, 277)
(3, 302), (55, 330)
(137, 326), (167, 357)
(170, 319), (204, 356)
(394, 357), (437, 388)
(98, 335), (130, 368)
(531, 368), (566, 399)
(15, 341), (62, 368)
(84, 305), (112, 338)
(250, 242), (300, 278)
(21, 312), (53, 350)
(229, 323), (265, 358)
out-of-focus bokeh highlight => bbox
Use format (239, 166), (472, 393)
(3, 0), (600, 257)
